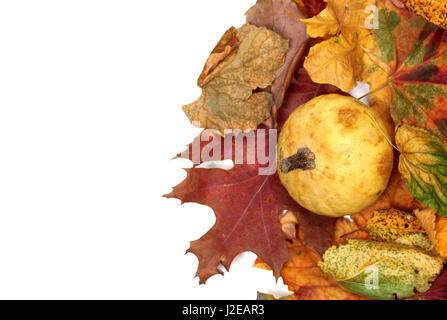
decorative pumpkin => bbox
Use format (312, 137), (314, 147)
(277, 94), (394, 217)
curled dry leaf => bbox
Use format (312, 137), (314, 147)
(183, 24), (288, 133)
(184, 0), (310, 133)
(280, 210), (299, 240)
(414, 208), (447, 258)
(302, 0), (376, 92)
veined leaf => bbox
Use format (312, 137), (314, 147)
(319, 239), (444, 300)
(183, 24), (288, 133)
(396, 125), (447, 216)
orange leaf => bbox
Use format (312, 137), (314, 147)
(255, 226), (368, 300)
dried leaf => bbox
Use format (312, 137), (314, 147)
(254, 234), (367, 300)
(183, 24), (288, 133)
(167, 128), (335, 283)
(302, 0), (376, 92)
(414, 208), (438, 244)
(320, 239), (444, 300)
(166, 130), (293, 283)
(198, 27), (239, 87)
(396, 125), (447, 216)
(367, 1), (447, 142)
(280, 210), (299, 240)
(333, 217), (370, 245)
(293, 0), (327, 17)
(367, 208), (426, 242)
(395, 233), (434, 250)
(414, 208), (447, 258)
(402, 0), (447, 30)
(246, 0), (309, 116)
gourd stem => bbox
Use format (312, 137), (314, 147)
(279, 147), (316, 174)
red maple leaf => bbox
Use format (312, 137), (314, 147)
(166, 68), (343, 284)
(166, 129), (298, 283)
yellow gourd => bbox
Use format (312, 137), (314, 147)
(277, 94), (393, 217)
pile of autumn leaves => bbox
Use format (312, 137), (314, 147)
(166, 0), (447, 300)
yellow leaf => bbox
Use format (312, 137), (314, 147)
(301, 4), (339, 37)
(303, 35), (357, 92)
(302, 0), (376, 92)
(367, 208), (426, 242)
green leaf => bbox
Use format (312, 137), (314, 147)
(371, 1), (447, 141)
(319, 240), (444, 300)
(396, 125), (447, 216)
(183, 24), (289, 133)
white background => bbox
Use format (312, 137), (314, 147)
(0, 0), (297, 299)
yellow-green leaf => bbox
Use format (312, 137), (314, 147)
(396, 125), (447, 216)
(183, 24), (289, 133)
(319, 239), (444, 300)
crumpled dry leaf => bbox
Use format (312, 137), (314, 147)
(396, 125), (447, 216)
(302, 0), (376, 92)
(280, 210), (299, 240)
(414, 208), (447, 258)
(320, 239), (444, 300)
(183, 24), (288, 133)
(246, 0), (309, 117)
